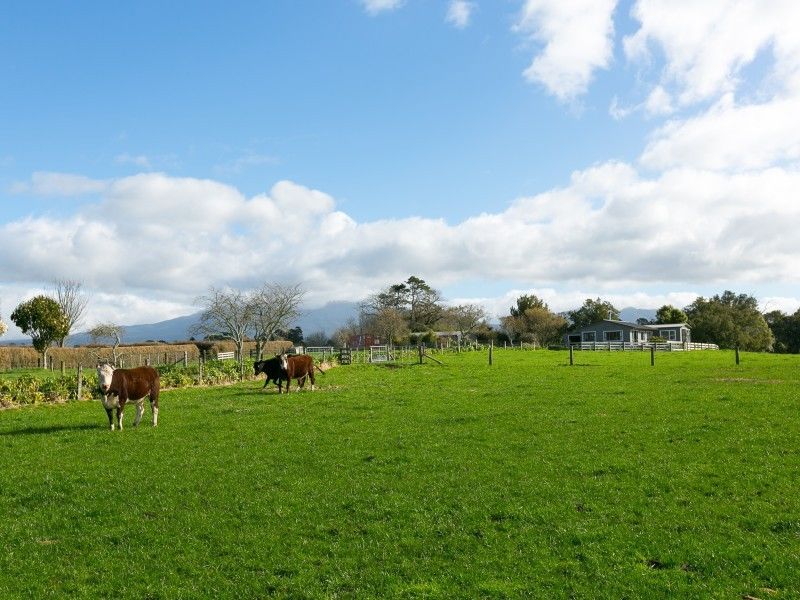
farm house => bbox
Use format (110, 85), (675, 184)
(564, 320), (692, 347)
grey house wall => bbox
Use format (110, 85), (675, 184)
(564, 321), (652, 345)
(652, 325), (691, 342)
(564, 320), (692, 345)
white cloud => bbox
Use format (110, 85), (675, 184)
(515, 0), (617, 101)
(641, 95), (800, 171)
(10, 172), (107, 196)
(361, 0), (404, 16)
(446, 1), (475, 29)
(1, 165), (798, 329)
(624, 0), (800, 106)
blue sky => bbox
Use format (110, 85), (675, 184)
(1, 0), (799, 336)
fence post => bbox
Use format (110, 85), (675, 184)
(569, 345), (574, 366)
(418, 345), (424, 365)
(61, 360), (65, 375)
(184, 351), (188, 368)
(735, 346), (740, 365)
(650, 345), (655, 366)
(77, 365), (83, 401)
(489, 341), (493, 366)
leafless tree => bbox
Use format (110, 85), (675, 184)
(89, 323), (124, 365)
(52, 279), (90, 346)
(191, 287), (254, 369)
(249, 283), (305, 360)
(365, 307), (410, 346)
(440, 303), (489, 344)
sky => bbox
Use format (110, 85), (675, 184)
(1, 0), (799, 338)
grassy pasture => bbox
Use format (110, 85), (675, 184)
(1, 350), (798, 598)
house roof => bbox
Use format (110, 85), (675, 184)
(574, 319), (690, 331)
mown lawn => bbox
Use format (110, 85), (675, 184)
(0, 350), (798, 598)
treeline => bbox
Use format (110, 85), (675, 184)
(326, 277), (797, 354)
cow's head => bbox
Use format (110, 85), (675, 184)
(253, 360), (265, 375)
(96, 363), (115, 394)
(279, 353), (288, 371)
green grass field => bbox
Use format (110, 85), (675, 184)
(1, 350), (798, 598)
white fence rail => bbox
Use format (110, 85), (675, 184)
(569, 341), (719, 352)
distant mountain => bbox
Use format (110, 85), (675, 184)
(61, 301), (361, 346)
(619, 307), (658, 323)
(67, 313), (203, 346)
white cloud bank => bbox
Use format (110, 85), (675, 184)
(3, 161), (798, 327)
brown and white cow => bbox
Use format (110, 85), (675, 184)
(279, 353), (317, 393)
(96, 364), (160, 430)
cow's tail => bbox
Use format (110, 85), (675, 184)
(315, 364), (325, 374)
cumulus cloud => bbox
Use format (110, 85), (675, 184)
(446, 0), (475, 29)
(641, 95), (800, 171)
(361, 0), (404, 16)
(515, 0), (617, 101)
(624, 0), (800, 106)
(1, 165), (799, 328)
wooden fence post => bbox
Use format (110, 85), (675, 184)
(418, 345), (424, 365)
(489, 342), (493, 366)
(183, 351), (188, 368)
(650, 345), (655, 366)
(569, 345), (574, 366)
(76, 365), (83, 401)
(735, 346), (740, 365)
(61, 360), (65, 375)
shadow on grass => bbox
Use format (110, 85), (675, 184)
(0, 423), (100, 436)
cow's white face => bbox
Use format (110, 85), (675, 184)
(97, 363), (115, 394)
(280, 354), (288, 371)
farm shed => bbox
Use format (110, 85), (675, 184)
(564, 320), (691, 347)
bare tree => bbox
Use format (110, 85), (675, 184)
(366, 307), (410, 346)
(191, 287), (254, 373)
(249, 283), (305, 360)
(440, 303), (489, 344)
(332, 317), (361, 348)
(52, 279), (90, 347)
(89, 323), (125, 366)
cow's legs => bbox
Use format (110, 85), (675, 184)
(116, 407), (124, 430)
(151, 397), (159, 427)
(134, 401), (145, 427)
(105, 406), (115, 431)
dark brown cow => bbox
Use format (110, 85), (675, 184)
(96, 364), (160, 430)
(279, 354), (316, 393)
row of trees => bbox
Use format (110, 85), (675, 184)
(497, 290), (787, 353)
(3, 276), (799, 358)
(329, 276), (492, 348)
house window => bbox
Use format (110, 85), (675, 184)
(604, 330), (622, 341)
(582, 331), (596, 342)
(568, 334), (581, 344)
(661, 330), (677, 341)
